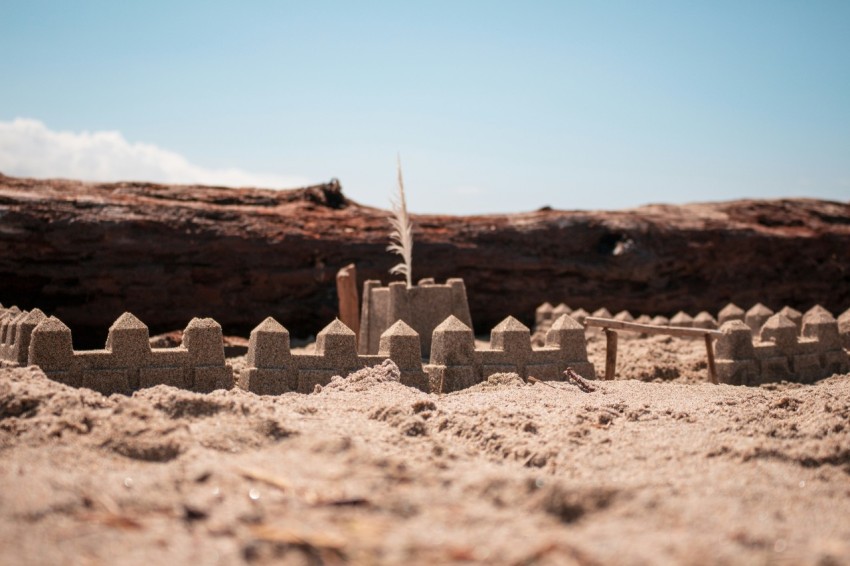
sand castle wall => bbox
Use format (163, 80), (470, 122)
(715, 312), (849, 386)
(22, 307), (595, 396)
(240, 313), (595, 394)
(238, 317), (428, 394)
(424, 314), (595, 392)
(533, 301), (850, 345)
(0, 305), (46, 366)
(28, 299), (848, 394)
(27, 313), (233, 395)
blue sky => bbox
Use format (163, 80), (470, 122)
(1, 1), (848, 213)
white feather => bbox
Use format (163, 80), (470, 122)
(387, 155), (413, 287)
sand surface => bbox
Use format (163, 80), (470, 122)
(2, 335), (849, 565)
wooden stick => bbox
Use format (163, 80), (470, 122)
(335, 263), (360, 342)
(605, 329), (618, 381)
(585, 316), (723, 339)
(528, 375), (557, 389)
(704, 334), (718, 384)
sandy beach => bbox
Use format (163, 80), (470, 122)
(2, 332), (848, 565)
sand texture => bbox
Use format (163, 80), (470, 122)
(2, 335), (850, 565)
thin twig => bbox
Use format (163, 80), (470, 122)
(527, 375), (557, 389)
(237, 466), (294, 492)
(563, 367), (596, 393)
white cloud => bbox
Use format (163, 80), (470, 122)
(0, 118), (310, 189)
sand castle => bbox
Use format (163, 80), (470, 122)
(15, 305), (592, 396)
(6, 294), (849, 396)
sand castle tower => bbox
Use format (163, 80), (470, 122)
(358, 278), (473, 357)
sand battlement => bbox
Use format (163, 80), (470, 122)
(715, 312), (850, 385)
(17, 307), (595, 396)
(0, 305), (46, 366)
(27, 312), (233, 395)
(242, 312), (592, 394)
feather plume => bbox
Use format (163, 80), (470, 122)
(387, 155), (413, 287)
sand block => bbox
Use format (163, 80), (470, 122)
(535, 302), (554, 328)
(240, 368), (297, 395)
(193, 366), (233, 393)
(803, 305), (832, 324)
(28, 316), (75, 373)
(82, 368), (130, 396)
(792, 353), (823, 383)
(839, 308), (850, 350)
(1, 312), (25, 358)
(379, 320), (427, 391)
(592, 307), (612, 319)
(715, 358), (758, 386)
(745, 303), (774, 334)
(670, 311), (693, 328)
(316, 319), (359, 368)
(545, 314), (588, 362)
(821, 350), (850, 376)
(140, 367), (190, 389)
(180, 318), (231, 392)
(298, 369), (339, 393)
(718, 303), (745, 325)
(693, 311), (718, 329)
(716, 320), (755, 359)
(106, 313), (151, 360)
(427, 316), (480, 391)
(240, 317), (297, 394)
(378, 320), (420, 367)
(183, 318), (226, 365)
(614, 310), (634, 323)
(430, 316), (475, 366)
(247, 317), (291, 368)
(552, 303), (572, 319)
(13, 309), (46, 365)
(778, 306), (803, 333)
(491, 316), (532, 359)
(716, 320), (759, 385)
(801, 312), (841, 351)
(757, 356), (793, 383)
(570, 308), (589, 324)
(426, 364), (477, 393)
(759, 313), (797, 351)
(292, 320), (366, 392)
(0, 307), (21, 346)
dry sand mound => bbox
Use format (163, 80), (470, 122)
(2, 341), (850, 564)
